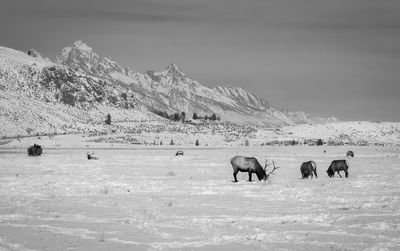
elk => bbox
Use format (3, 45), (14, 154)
(87, 152), (98, 160)
(230, 155), (279, 182)
(27, 144), (42, 156)
(346, 151), (354, 158)
(327, 159), (349, 178)
(175, 150), (184, 156)
(300, 160), (318, 179)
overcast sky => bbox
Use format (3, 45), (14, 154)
(1, 0), (399, 121)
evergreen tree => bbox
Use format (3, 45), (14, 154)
(195, 139), (199, 146)
(211, 113), (217, 120)
(105, 113), (111, 125)
(180, 111), (186, 122)
(170, 139), (174, 145)
(316, 139), (324, 146)
(193, 112), (198, 120)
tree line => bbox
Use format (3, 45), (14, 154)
(152, 109), (220, 122)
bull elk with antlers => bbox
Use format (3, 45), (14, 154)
(87, 152), (98, 160)
(230, 155), (279, 182)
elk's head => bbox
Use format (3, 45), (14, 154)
(326, 168), (334, 178)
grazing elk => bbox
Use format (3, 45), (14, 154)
(27, 144), (42, 156)
(300, 161), (318, 179)
(230, 155), (279, 182)
(175, 150), (184, 156)
(346, 151), (354, 158)
(327, 160), (349, 178)
(87, 152), (98, 160)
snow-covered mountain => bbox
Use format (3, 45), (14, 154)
(0, 41), (340, 137)
(56, 41), (337, 126)
(0, 45), (156, 136)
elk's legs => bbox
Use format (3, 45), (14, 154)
(233, 170), (239, 182)
(337, 170), (342, 178)
(248, 172), (252, 182)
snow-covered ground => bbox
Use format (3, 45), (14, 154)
(0, 144), (399, 250)
(279, 121), (400, 143)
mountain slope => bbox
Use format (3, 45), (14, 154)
(0, 45), (156, 136)
(56, 41), (337, 126)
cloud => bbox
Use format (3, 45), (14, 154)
(36, 9), (192, 23)
(7, 0), (195, 23)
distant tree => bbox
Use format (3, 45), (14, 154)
(210, 113), (217, 120)
(244, 139), (249, 146)
(173, 113), (180, 121)
(193, 113), (198, 120)
(153, 140), (156, 145)
(316, 139), (324, 146)
(160, 141), (163, 145)
(105, 113), (111, 125)
(195, 139), (199, 146)
(204, 115), (209, 120)
(180, 111), (186, 122)
(170, 139), (174, 145)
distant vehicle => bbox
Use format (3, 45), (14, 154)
(27, 144), (42, 156)
(230, 155), (279, 182)
(87, 152), (98, 160)
(300, 161), (317, 179)
(175, 150), (184, 156)
(327, 160), (349, 178)
(346, 151), (354, 157)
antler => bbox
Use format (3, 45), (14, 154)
(265, 160), (280, 179)
(264, 158), (272, 170)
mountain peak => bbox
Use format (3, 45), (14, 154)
(165, 63), (185, 77)
(72, 40), (93, 52)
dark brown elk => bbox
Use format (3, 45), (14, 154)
(27, 144), (42, 156)
(346, 151), (354, 157)
(230, 156), (279, 182)
(327, 160), (349, 178)
(175, 150), (184, 156)
(300, 161), (317, 179)
(87, 152), (98, 160)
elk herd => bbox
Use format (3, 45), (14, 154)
(27, 142), (353, 182)
(230, 151), (353, 182)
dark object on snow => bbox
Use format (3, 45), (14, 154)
(175, 150), (184, 156)
(327, 160), (349, 178)
(346, 151), (354, 158)
(300, 161), (318, 179)
(87, 152), (98, 160)
(27, 144), (42, 156)
(230, 156), (279, 182)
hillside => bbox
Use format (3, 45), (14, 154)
(269, 121), (400, 145)
(0, 46), (159, 136)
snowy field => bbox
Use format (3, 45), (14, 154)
(0, 146), (399, 250)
